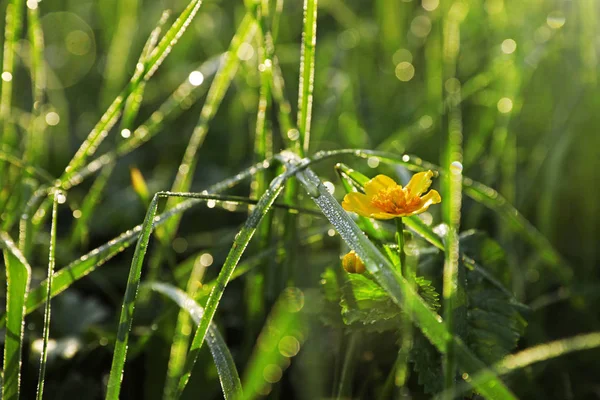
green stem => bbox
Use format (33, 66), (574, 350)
(395, 217), (405, 272)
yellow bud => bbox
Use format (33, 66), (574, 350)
(130, 166), (150, 205)
(342, 251), (366, 274)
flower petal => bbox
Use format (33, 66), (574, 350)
(402, 189), (442, 216)
(405, 171), (434, 197)
(342, 192), (379, 217)
(364, 174), (398, 197)
(420, 189), (441, 206)
(369, 211), (398, 220)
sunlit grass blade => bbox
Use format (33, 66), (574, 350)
(100, 0), (141, 105)
(440, 1), (466, 388)
(119, 10), (171, 131)
(61, 0), (204, 182)
(436, 332), (600, 399)
(162, 255), (207, 399)
(35, 190), (60, 399)
(0, 0), (24, 145)
(1, 231), (31, 400)
(60, 55), (221, 193)
(146, 282), (243, 400)
(175, 171), (291, 398)
(25, 0), (46, 165)
(297, 0), (318, 155)
(285, 157), (516, 399)
(162, 13), (256, 243)
(242, 289), (307, 400)
(105, 195), (159, 400)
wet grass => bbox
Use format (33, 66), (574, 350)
(1, 0), (599, 399)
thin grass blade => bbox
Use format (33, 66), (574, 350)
(1, 231), (31, 400)
(297, 0), (318, 154)
(436, 332), (600, 399)
(146, 282), (243, 400)
(35, 190), (60, 399)
(174, 170), (291, 397)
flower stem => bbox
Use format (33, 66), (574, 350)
(395, 217), (405, 273)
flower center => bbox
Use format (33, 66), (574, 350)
(370, 186), (421, 214)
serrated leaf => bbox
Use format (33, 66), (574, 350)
(411, 332), (444, 394)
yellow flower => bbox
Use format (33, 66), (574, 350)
(342, 250), (366, 274)
(342, 171), (441, 220)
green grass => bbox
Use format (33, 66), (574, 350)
(1, 0), (599, 399)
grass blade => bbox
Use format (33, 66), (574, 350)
(0, 0), (24, 145)
(25, 0), (46, 165)
(174, 170), (291, 397)
(146, 282), (243, 400)
(104, 196), (159, 399)
(1, 231), (31, 400)
(162, 256), (207, 400)
(162, 13), (256, 243)
(436, 332), (600, 399)
(61, 0), (204, 182)
(440, 0), (466, 388)
(35, 190), (60, 399)
(297, 0), (318, 154)
(286, 158), (516, 399)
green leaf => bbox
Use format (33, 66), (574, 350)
(340, 273), (402, 332)
(411, 332), (444, 394)
(1, 231), (31, 400)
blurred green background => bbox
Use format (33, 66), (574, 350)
(1, 0), (599, 398)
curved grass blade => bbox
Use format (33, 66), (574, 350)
(242, 290), (307, 400)
(162, 13), (256, 243)
(287, 159), (516, 399)
(162, 255), (207, 400)
(174, 170), (293, 398)
(35, 190), (60, 399)
(435, 332), (600, 399)
(1, 231), (31, 400)
(297, 0), (318, 155)
(146, 282), (243, 400)
(61, 0), (204, 183)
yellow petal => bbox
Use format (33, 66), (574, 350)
(342, 192), (379, 217)
(405, 171), (434, 197)
(420, 189), (441, 206)
(402, 190), (442, 216)
(364, 175), (398, 197)
(369, 211), (398, 220)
